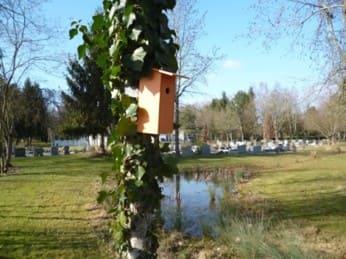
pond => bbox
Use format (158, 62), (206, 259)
(160, 168), (242, 237)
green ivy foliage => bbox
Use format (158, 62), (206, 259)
(70, 0), (178, 256)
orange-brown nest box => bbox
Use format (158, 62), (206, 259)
(137, 68), (177, 135)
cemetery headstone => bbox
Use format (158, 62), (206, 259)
(181, 146), (194, 157)
(34, 147), (44, 157)
(15, 148), (26, 157)
(63, 146), (70, 155)
(237, 144), (247, 154)
(200, 144), (211, 155)
(253, 145), (262, 153)
(291, 143), (297, 153)
(51, 146), (59, 156)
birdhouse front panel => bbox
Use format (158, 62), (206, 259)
(137, 71), (161, 134)
(137, 69), (176, 135)
(158, 73), (176, 133)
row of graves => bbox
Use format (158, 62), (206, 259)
(179, 139), (326, 157)
(13, 146), (71, 158)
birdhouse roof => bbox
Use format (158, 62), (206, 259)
(153, 68), (189, 79)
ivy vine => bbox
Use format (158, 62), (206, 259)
(70, 0), (178, 257)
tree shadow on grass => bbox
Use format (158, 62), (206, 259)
(0, 229), (103, 257)
(219, 186), (346, 258)
(267, 190), (346, 220)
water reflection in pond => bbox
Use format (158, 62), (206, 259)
(160, 169), (238, 237)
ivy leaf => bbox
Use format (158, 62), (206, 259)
(77, 44), (87, 59)
(110, 66), (121, 79)
(108, 24), (116, 36)
(125, 12), (136, 28)
(126, 47), (147, 71)
(160, 142), (170, 153)
(69, 28), (78, 39)
(109, 0), (126, 20)
(115, 0), (127, 12)
(125, 103), (137, 118)
(125, 143), (134, 157)
(109, 43), (117, 56)
(108, 5), (117, 20)
(153, 0), (176, 9)
(118, 211), (128, 228)
(100, 171), (109, 184)
(113, 224), (125, 243)
(116, 117), (137, 136)
(130, 28), (142, 41)
(132, 47), (146, 62)
(70, 20), (80, 26)
(121, 95), (133, 108)
(112, 145), (123, 171)
(97, 190), (108, 204)
(78, 25), (88, 34)
(96, 52), (108, 68)
(137, 166), (145, 180)
(109, 41), (120, 57)
(92, 14), (104, 31)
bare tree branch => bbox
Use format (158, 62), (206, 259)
(249, 0), (346, 91)
(168, 0), (222, 156)
(0, 0), (59, 173)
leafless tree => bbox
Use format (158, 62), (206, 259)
(220, 104), (244, 142)
(195, 106), (215, 142)
(250, 0), (346, 92)
(0, 0), (57, 173)
(169, 0), (222, 156)
(304, 93), (346, 143)
(257, 84), (300, 141)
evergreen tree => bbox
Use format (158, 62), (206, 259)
(19, 79), (48, 145)
(62, 57), (113, 153)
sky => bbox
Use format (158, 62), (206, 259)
(33, 0), (319, 105)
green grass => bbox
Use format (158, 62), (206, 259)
(0, 149), (345, 258)
(179, 150), (346, 257)
(0, 155), (113, 258)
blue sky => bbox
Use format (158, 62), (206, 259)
(35, 0), (318, 104)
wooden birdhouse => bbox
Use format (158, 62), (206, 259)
(137, 68), (177, 135)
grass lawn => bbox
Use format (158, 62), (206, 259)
(0, 155), (113, 258)
(179, 150), (346, 258)
(0, 149), (345, 258)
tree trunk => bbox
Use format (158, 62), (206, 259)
(128, 204), (157, 259)
(174, 173), (182, 231)
(174, 174), (182, 231)
(240, 127), (244, 142)
(127, 135), (161, 258)
(0, 142), (5, 175)
(5, 134), (13, 169)
(174, 97), (180, 157)
(274, 124), (279, 142)
(175, 174), (181, 203)
(100, 133), (105, 154)
(203, 126), (208, 143)
(0, 124), (12, 174)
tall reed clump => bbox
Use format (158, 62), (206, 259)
(217, 200), (318, 259)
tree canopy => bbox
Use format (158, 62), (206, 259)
(61, 57), (113, 144)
